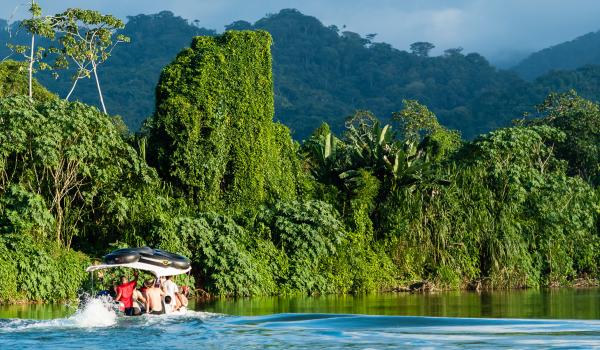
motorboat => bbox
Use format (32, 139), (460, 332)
(86, 247), (191, 315)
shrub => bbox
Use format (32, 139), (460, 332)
(0, 234), (89, 302)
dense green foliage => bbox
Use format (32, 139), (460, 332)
(0, 234), (89, 303)
(0, 76), (163, 301)
(147, 30), (301, 210)
(1, 9), (600, 303)
(0, 96), (158, 248)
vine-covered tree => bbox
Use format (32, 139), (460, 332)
(148, 30), (300, 210)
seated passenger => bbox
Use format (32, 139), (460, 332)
(164, 295), (174, 313)
(177, 286), (189, 309)
(145, 279), (165, 315)
(131, 288), (147, 315)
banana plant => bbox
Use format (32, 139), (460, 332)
(300, 125), (346, 185)
(342, 109), (451, 193)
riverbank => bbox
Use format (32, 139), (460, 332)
(4, 280), (600, 306)
(388, 277), (600, 293)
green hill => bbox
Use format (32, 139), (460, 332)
(513, 31), (600, 80)
(4, 9), (600, 140)
(237, 9), (540, 139)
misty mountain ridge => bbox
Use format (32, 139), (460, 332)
(1, 9), (599, 140)
(512, 30), (600, 80)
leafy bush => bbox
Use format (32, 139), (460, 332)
(153, 213), (276, 296)
(0, 184), (54, 239)
(0, 95), (159, 250)
(0, 234), (89, 302)
(0, 242), (18, 303)
(252, 200), (346, 293)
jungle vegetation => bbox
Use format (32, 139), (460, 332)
(0, 5), (599, 303)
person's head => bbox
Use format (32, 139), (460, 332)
(144, 279), (154, 288)
(166, 275), (173, 280)
(165, 295), (172, 304)
(120, 275), (127, 284)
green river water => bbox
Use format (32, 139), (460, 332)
(1, 288), (599, 349)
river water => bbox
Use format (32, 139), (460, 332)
(1, 289), (599, 349)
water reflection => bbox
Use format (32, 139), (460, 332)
(1, 288), (598, 320)
(199, 288), (600, 319)
(0, 303), (74, 319)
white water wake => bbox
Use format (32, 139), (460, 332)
(0, 295), (222, 332)
(66, 296), (118, 327)
(0, 296), (117, 331)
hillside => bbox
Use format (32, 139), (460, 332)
(234, 9), (541, 139)
(2, 9), (593, 140)
(513, 31), (600, 80)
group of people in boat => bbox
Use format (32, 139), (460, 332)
(112, 271), (189, 316)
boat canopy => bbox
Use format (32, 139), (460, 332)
(85, 246), (192, 277)
(86, 262), (191, 277)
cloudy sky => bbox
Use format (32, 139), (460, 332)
(2, 0), (600, 66)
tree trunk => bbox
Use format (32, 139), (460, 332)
(28, 34), (34, 99)
(92, 62), (107, 114)
(55, 188), (63, 245)
(65, 78), (79, 101)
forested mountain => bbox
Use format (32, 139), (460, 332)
(2, 9), (600, 139)
(534, 65), (600, 99)
(513, 30), (600, 80)
(230, 10), (541, 139)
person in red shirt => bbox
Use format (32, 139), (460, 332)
(115, 271), (138, 316)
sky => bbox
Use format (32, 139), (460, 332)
(2, 0), (600, 67)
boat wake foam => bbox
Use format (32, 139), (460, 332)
(0, 296), (117, 331)
(0, 296), (223, 333)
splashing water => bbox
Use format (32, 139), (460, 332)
(67, 296), (118, 328)
(0, 296), (117, 331)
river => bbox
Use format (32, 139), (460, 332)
(1, 288), (599, 349)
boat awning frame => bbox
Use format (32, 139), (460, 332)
(86, 261), (191, 277)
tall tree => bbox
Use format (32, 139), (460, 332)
(527, 91), (600, 184)
(53, 9), (129, 113)
(12, 1), (57, 99)
(410, 42), (435, 57)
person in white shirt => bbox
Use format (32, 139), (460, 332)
(162, 275), (181, 310)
